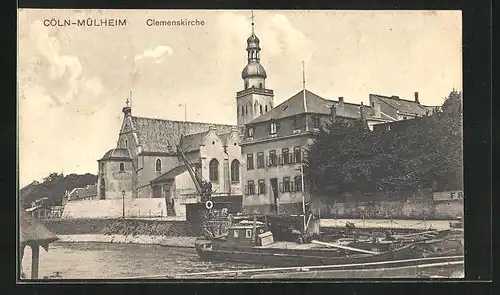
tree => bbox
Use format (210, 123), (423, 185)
(20, 172), (98, 207)
(305, 90), (464, 200)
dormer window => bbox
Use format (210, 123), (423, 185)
(248, 127), (254, 137)
(270, 122), (277, 135)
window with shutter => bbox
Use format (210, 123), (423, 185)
(282, 148), (290, 165)
(258, 180), (266, 194)
(295, 176), (303, 192)
(283, 177), (291, 192)
(257, 152), (264, 169)
(247, 154), (254, 170)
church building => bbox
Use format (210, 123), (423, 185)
(94, 12), (440, 218)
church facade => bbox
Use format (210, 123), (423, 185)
(96, 103), (238, 215)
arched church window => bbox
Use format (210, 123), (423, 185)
(231, 160), (240, 183)
(241, 106), (244, 116)
(100, 179), (106, 199)
(209, 159), (219, 182)
(156, 159), (162, 172)
(265, 105), (268, 112)
(119, 163), (125, 172)
(245, 105), (248, 115)
(125, 140), (128, 148)
(260, 105), (263, 115)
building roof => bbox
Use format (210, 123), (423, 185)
(242, 61), (267, 79)
(179, 131), (209, 153)
(130, 116), (233, 153)
(248, 89), (373, 124)
(218, 132), (232, 145)
(330, 101), (375, 119)
(371, 94), (428, 116)
(20, 210), (58, 247)
(68, 184), (97, 200)
(100, 148), (132, 161)
(151, 165), (188, 184)
(248, 89), (326, 124)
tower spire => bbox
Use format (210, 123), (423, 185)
(302, 61), (308, 113)
(302, 60), (306, 91)
(251, 10), (255, 34)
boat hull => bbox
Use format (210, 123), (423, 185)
(195, 240), (421, 267)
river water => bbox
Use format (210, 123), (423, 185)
(20, 241), (463, 280)
(20, 242), (267, 280)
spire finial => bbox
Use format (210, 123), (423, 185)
(302, 60), (306, 91)
(251, 10), (255, 33)
(126, 98), (130, 107)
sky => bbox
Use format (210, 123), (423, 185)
(17, 9), (462, 187)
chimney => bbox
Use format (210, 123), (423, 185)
(231, 126), (240, 141)
(372, 101), (381, 118)
(209, 125), (217, 132)
(338, 97), (344, 107)
(360, 102), (366, 121)
(330, 104), (337, 122)
(414, 92), (420, 104)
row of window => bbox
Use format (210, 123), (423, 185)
(247, 147), (303, 170)
(208, 159), (241, 183)
(112, 159), (240, 183)
(246, 116), (322, 138)
(240, 102), (271, 117)
(246, 177), (303, 195)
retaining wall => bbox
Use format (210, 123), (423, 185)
(41, 218), (193, 237)
(312, 199), (463, 220)
(61, 198), (171, 219)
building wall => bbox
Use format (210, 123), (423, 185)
(241, 135), (313, 214)
(225, 133), (243, 196)
(100, 160), (133, 200)
(236, 89), (274, 127)
(370, 95), (398, 120)
(200, 131), (228, 195)
(136, 155), (179, 198)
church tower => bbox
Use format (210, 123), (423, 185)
(236, 12), (274, 133)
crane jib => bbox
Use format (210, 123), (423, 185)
(176, 144), (212, 203)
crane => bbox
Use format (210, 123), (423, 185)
(175, 144), (213, 203)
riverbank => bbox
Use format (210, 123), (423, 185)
(41, 218), (193, 236)
(320, 218), (454, 230)
(57, 234), (197, 248)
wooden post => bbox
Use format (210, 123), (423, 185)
(264, 214), (268, 232)
(19, 243), (25, 279)
(252, 212), (257, 245)
(31, 244), (39, 279)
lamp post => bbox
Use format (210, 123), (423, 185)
(122, 190), (125, 219)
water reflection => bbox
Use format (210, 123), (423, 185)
(20, 241), (265, 279)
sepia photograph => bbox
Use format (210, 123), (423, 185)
(18, 9), (464, 280)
